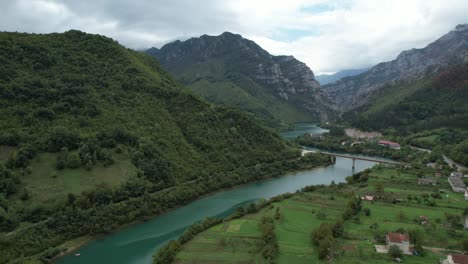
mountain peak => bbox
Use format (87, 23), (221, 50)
(455, 24), (468, 31)
(323, 25), (468, 112)
(146, 33), (337, 124)
(220, 31), (241, 37)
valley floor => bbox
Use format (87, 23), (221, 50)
(170, 166), (468, 263)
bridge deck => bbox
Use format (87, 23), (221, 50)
(301, 149), (402, 165)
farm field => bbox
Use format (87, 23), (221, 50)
(172, 166), (468, 263)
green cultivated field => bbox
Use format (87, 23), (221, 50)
(172, 166), (468, 263)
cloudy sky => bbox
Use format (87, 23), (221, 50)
(1, 0), (467, 74)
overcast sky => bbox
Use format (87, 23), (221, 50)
(1, 0), (467, 74)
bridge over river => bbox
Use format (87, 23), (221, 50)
(302, 149), (404, 169)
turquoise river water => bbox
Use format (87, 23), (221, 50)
(57, 124), (382, 264)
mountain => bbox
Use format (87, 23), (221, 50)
(345, 63), (468, 133)
(316, 68), (369, 85)
(323, 24), (468, 112)
(145, 32), (337, 128)
(0, 30), (304, 262)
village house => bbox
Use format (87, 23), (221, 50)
(448, 176), (466, 193)
(418, 178), (437, 185)
(310, 133), (324, 139)
(378, 140), (401, 150)
(386, 232), (411, 255)
(435, 172), (442, 177)
(361, 195), (374, 201)
(441, 254), (468, 264)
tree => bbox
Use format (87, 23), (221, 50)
(375, 182), (384, 193)
(317, 235), (335, 260)
(364, 208), (371, 216)
(67, 152), (81, 168)
(47, 127), (80, 152)
(388, 245), (403, 258)
(274, 207), (281, 220)
(67, 193), (76, 205)
(311, 223), (332, 246)
(409, 227), (425, 256)
(56, 147), (69, 170)
(409, 228), (424, 244)
(20, 189), (30, 201)
(332, 218), (344, 238)
(153, 240), (181, 264)
(461, 238), (468, 253)
(414, 241), (424, 256)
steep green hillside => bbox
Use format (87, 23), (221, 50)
(0, 30), (311, 263)
(346, 64), (468, 134)
(146, 32), (337, 128)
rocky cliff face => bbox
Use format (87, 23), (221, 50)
(323, 24), (468, 112)
(146, 32), (336, 125)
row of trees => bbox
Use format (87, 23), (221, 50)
(310, 218), (345, 260)
(259, 216), (279, 261)
(310, 195), (361, 260)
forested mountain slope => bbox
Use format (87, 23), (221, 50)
(323, 24), (468, 112)
(345, 63), (468, 133)
(0, 30), (305, 263)
(146, 32), (337, 128)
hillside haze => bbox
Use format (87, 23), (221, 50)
(316, 68), (369, 85)
(146, 32), (337, 127)
(323, 24), (468, 112)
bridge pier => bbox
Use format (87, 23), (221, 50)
(352, 158), (355, 170)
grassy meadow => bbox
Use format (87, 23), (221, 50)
(15, 146), (137, 204)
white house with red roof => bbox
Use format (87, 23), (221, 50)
(442, 254), (468, 264)
(378, 140), (401, 150)
(386, 232), (411, 255)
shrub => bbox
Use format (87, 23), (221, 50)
(389, 245), (403, 258)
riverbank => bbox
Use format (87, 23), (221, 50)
(55, 150), (379, 264)
(49, 153), (332, 263)
(165, 165), (468, 264)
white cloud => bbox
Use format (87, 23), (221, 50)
(0, 0), (467, 73)
(238, 0), (468, 73)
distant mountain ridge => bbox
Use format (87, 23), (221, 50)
(146, 32), (337, 127)
(323, 24), (468, 112)
(316, 68), (369, 85)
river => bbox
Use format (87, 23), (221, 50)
(57, 124), (379, 264)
